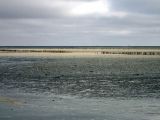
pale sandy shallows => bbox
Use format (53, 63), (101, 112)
(0, 48), (160, 58)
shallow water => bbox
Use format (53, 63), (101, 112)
(1, 56), (160, 98)
(0, 55), (160, 120)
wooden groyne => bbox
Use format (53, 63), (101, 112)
(0, 48), (160, 56)
(0, 49), (71, 53)
(101, 51), (160, 55)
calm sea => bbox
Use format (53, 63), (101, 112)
(0, 46), (160, 49)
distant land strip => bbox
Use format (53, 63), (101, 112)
(0, 48), (160, 55)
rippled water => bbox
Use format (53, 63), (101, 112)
(1, 55), (160, 120)
(0, 56), (160, 98)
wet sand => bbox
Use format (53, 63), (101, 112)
(1, 90), (160, 120)
(0, 49), (160, 120)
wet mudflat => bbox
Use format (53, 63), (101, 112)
(0, 54), (160, 120)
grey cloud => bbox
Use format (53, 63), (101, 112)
(0, 0), (100, 19)
(109, 0), (160, 15)
(1, 14), (160, 45)
(0, 0), (66, 18)
(0, 0), (160, 46)
(0, 0), (160, 19)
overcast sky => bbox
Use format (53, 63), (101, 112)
(0, 0), (160, 46)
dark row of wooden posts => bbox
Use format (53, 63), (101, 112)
(1, 49), (160, 55)
(101, 51), (160, 55)
(0, 49), (70, 53)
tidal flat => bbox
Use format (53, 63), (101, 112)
(0, 50), (160, 120)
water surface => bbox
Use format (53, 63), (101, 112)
(0, 54), (160, 120)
